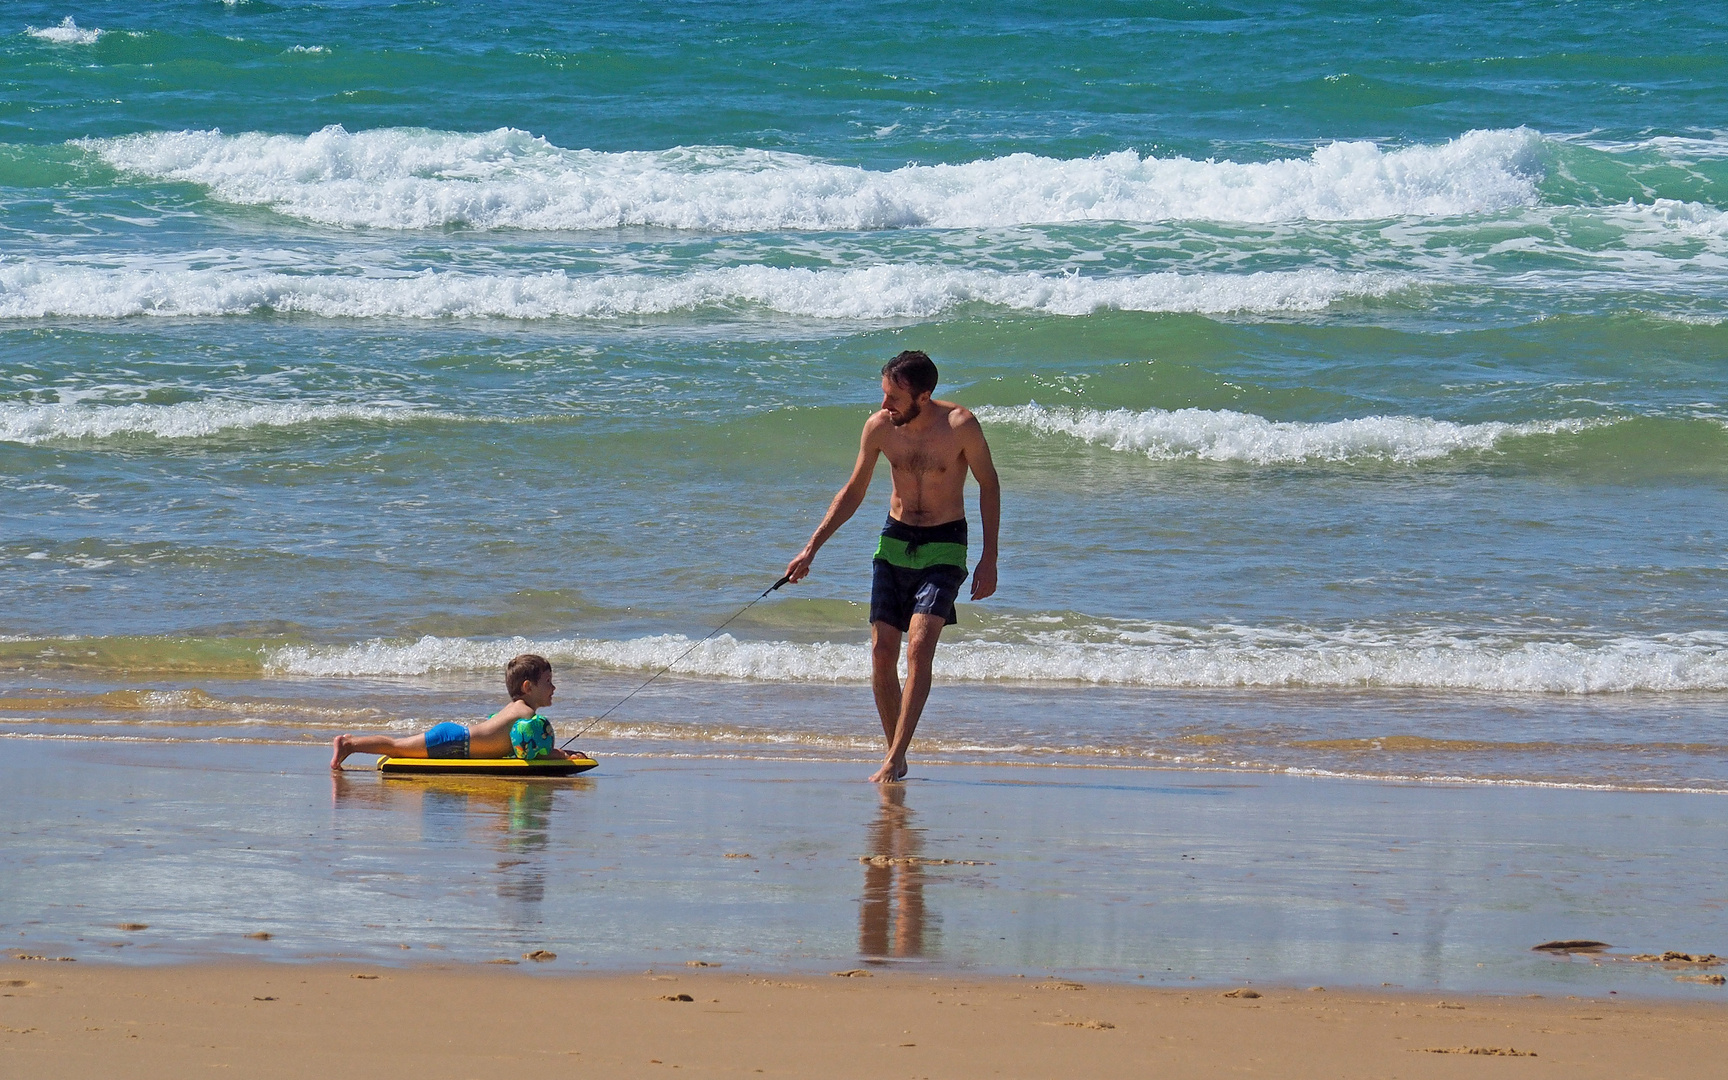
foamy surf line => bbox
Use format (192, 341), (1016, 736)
(266, 632), (1728, 693)
(0, 262), (1403, 320)
(976, 404), (1601, 464)
(82, 125), (1544, 230)
(0, 731), (291, 746)
(6, 732), (1718, 793)
(0, 400), (465, 444)
(586, 745), (1728, 795)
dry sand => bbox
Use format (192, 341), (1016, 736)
(3, 962), (1723, 1078)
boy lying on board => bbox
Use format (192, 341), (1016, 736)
(330, 652), (585, 769)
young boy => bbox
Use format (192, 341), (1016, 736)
(329, 653), (584, 769)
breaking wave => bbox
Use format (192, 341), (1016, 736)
(266, 629), (1728, 694)
(976, 404), (1598, 464)
(0, 261), (1403, 320)
(26, 18), (102, 46)
(82, 125), (1545, 230)
(0, 400), (462, 444)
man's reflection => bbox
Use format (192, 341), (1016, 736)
(859, 783), (932, 960)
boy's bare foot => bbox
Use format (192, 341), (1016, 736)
(330, 735), (351, 771)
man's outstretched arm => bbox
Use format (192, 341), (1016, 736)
(960, 413), (1000, 601)
(785, 421), (881, 584)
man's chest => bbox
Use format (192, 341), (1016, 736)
(883, 430), (961, 476)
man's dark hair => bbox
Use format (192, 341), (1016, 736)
(506, 653), (552, 700)
(881, 350), (938, 399)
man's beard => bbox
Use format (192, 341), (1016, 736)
(889, 401), (921, 427)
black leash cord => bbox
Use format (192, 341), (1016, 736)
(561, 575), (792, 748)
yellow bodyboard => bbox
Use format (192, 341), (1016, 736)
(377, 755), (597, 777)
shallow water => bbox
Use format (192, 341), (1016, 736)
(7, 670), (1728, 793)
(3, 2), (1728, 789)
(4, 743), (1724, 996)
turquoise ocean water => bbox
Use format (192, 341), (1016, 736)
(4, 1), (1728, 791)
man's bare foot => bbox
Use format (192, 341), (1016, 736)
(868, 758), (907, 784)
(330, 735), (351, 771)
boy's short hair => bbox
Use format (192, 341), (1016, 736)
(506, 653), (552, 699)
(881, 350), (938, 399)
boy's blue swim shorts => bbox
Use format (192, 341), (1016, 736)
(423, 721), (470, 758)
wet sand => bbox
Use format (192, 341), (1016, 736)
(7, 735), (1727, 1074)
(3, 963), (1725, 1079)
(4, 739), (1727, 995)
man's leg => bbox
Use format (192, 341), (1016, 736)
(870, 612), (944, 783)
(870, 621), (904, 747)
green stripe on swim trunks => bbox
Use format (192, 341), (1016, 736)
(873, 536), (967, 570)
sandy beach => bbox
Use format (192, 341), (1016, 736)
(4, 962), (1725, 1078)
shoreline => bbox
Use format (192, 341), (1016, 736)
(9, 664), (1728, 794)
(12, 728), (1728, 796)
(4, 962), (1725, 1079)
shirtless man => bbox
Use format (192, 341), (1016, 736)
(785, 351), (1000, 783)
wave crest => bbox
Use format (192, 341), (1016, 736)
(83, 126), (1544, 230)
(27, 18), (102, 45)
(0, 261), (1401, 320)
(265, 630), (1728, 694)
(0, 400), (460, 444)
(976, 403), (1595, 464)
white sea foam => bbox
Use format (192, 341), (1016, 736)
(82, 125), (1544, 230)
(976, 403), (1595, 464)
(0, 260), (1402, 320)
(1567, 132), (1728, 163)
(1616, 198), (1728, 240)
(265, 630), (1728, 694)
(0, 400), (460, 444)
(27, 17), (102, 45)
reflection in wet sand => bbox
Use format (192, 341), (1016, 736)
(332, 773), (593, 913)
(859, 784), (933, 960)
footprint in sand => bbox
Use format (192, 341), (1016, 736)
(1059, 1019), (1115, 1030)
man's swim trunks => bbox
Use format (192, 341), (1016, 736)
(423, 721), (470, 759)
(870, 516), (968, 632)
